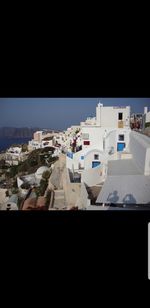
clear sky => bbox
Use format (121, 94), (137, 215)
(0, 98), (150, 130)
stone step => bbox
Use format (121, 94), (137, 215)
(54, 190), (65, 199)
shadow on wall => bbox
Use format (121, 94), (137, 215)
(106, 191), (137, 204)
(122, 194), (137, 204)
(107, 190), (119, 203)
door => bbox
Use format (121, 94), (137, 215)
(118, 121), (124, 128)
(92, 161), (101, 168)
(117, 143), (125, 151)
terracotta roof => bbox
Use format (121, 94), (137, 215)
(22, 198), (37, 210)
(22, 196), (48, 210)
(36, 196), (46, 208)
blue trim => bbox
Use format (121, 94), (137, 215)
(92, 161), (101, 168)
(117, 143), (125, 151)
(67, 152), (73, 159)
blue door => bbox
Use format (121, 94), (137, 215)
(92, 161), (101, 168)
(117, 143), (125, 151)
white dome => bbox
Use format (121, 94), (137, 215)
(35, 166), (49, 179)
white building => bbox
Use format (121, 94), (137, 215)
(44, 101), (150, 209)
(96, 102), (130, 128)
(5, 146), (28, 166)
(66, 102), (131, 173)
(28, 130), (58, 151)
(53, 133), (65, 146)
(28, 140), (42, 150)
(143, 106), (150, 128)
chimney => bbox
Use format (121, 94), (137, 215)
(144, 106), (148, 114)
(98, 100), (103, 107)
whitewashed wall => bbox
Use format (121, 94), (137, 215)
(81, 165), (104, 186)
(144, 147), (150, 175)
(116, 129), (130, 151)
(81, 126), (107, 151)
(129, 131), (150, 175)
(84, 149), (105, 170)
(66, 155), (74, 170)
(96, 105), (130, 128)
(80, 183), (90, 208)
(146, 112), (150, 123)
(105, 130), (117, 152)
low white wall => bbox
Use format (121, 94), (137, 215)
(146, 111), (150, 123)
(145, 148), (150, 175)
(66, 156), (73, 170)
(80, 183), (90, 209)
(129, 131), (150, 175)
(62, 167), (81, 206)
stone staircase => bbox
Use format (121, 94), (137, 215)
(53, 189), (67, 210)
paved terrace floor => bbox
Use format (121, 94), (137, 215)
(107, 159), (142, 176)
(96, 175), (150, 205)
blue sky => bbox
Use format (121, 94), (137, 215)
(0, 98), (150, 130)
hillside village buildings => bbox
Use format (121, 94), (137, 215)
(66, 103), (131, 171)
(28, 130), (60, 151)
(5, 146), (28, 166)
(64, 102), (150, 209)
(130, 106), (150, 130)
(143, 107), (150, 128)
(0, 100), (150, 210)
(24, 101), (150, 210)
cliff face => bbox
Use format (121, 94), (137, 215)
(0, 127), (40, 138)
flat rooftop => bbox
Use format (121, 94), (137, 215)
(96, 175), (150, 205)
(108, 159), (142, 176)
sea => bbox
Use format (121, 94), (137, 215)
(0, 137), (30, 152)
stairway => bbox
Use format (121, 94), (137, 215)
(53, 189), (67, 210)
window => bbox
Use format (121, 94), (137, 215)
(94, 154), (99, 160)
(84, 141), (90, 145)
(118, 134), (124, 141)
(81, 156), (84, 160)
(118, 113), (123, 120)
